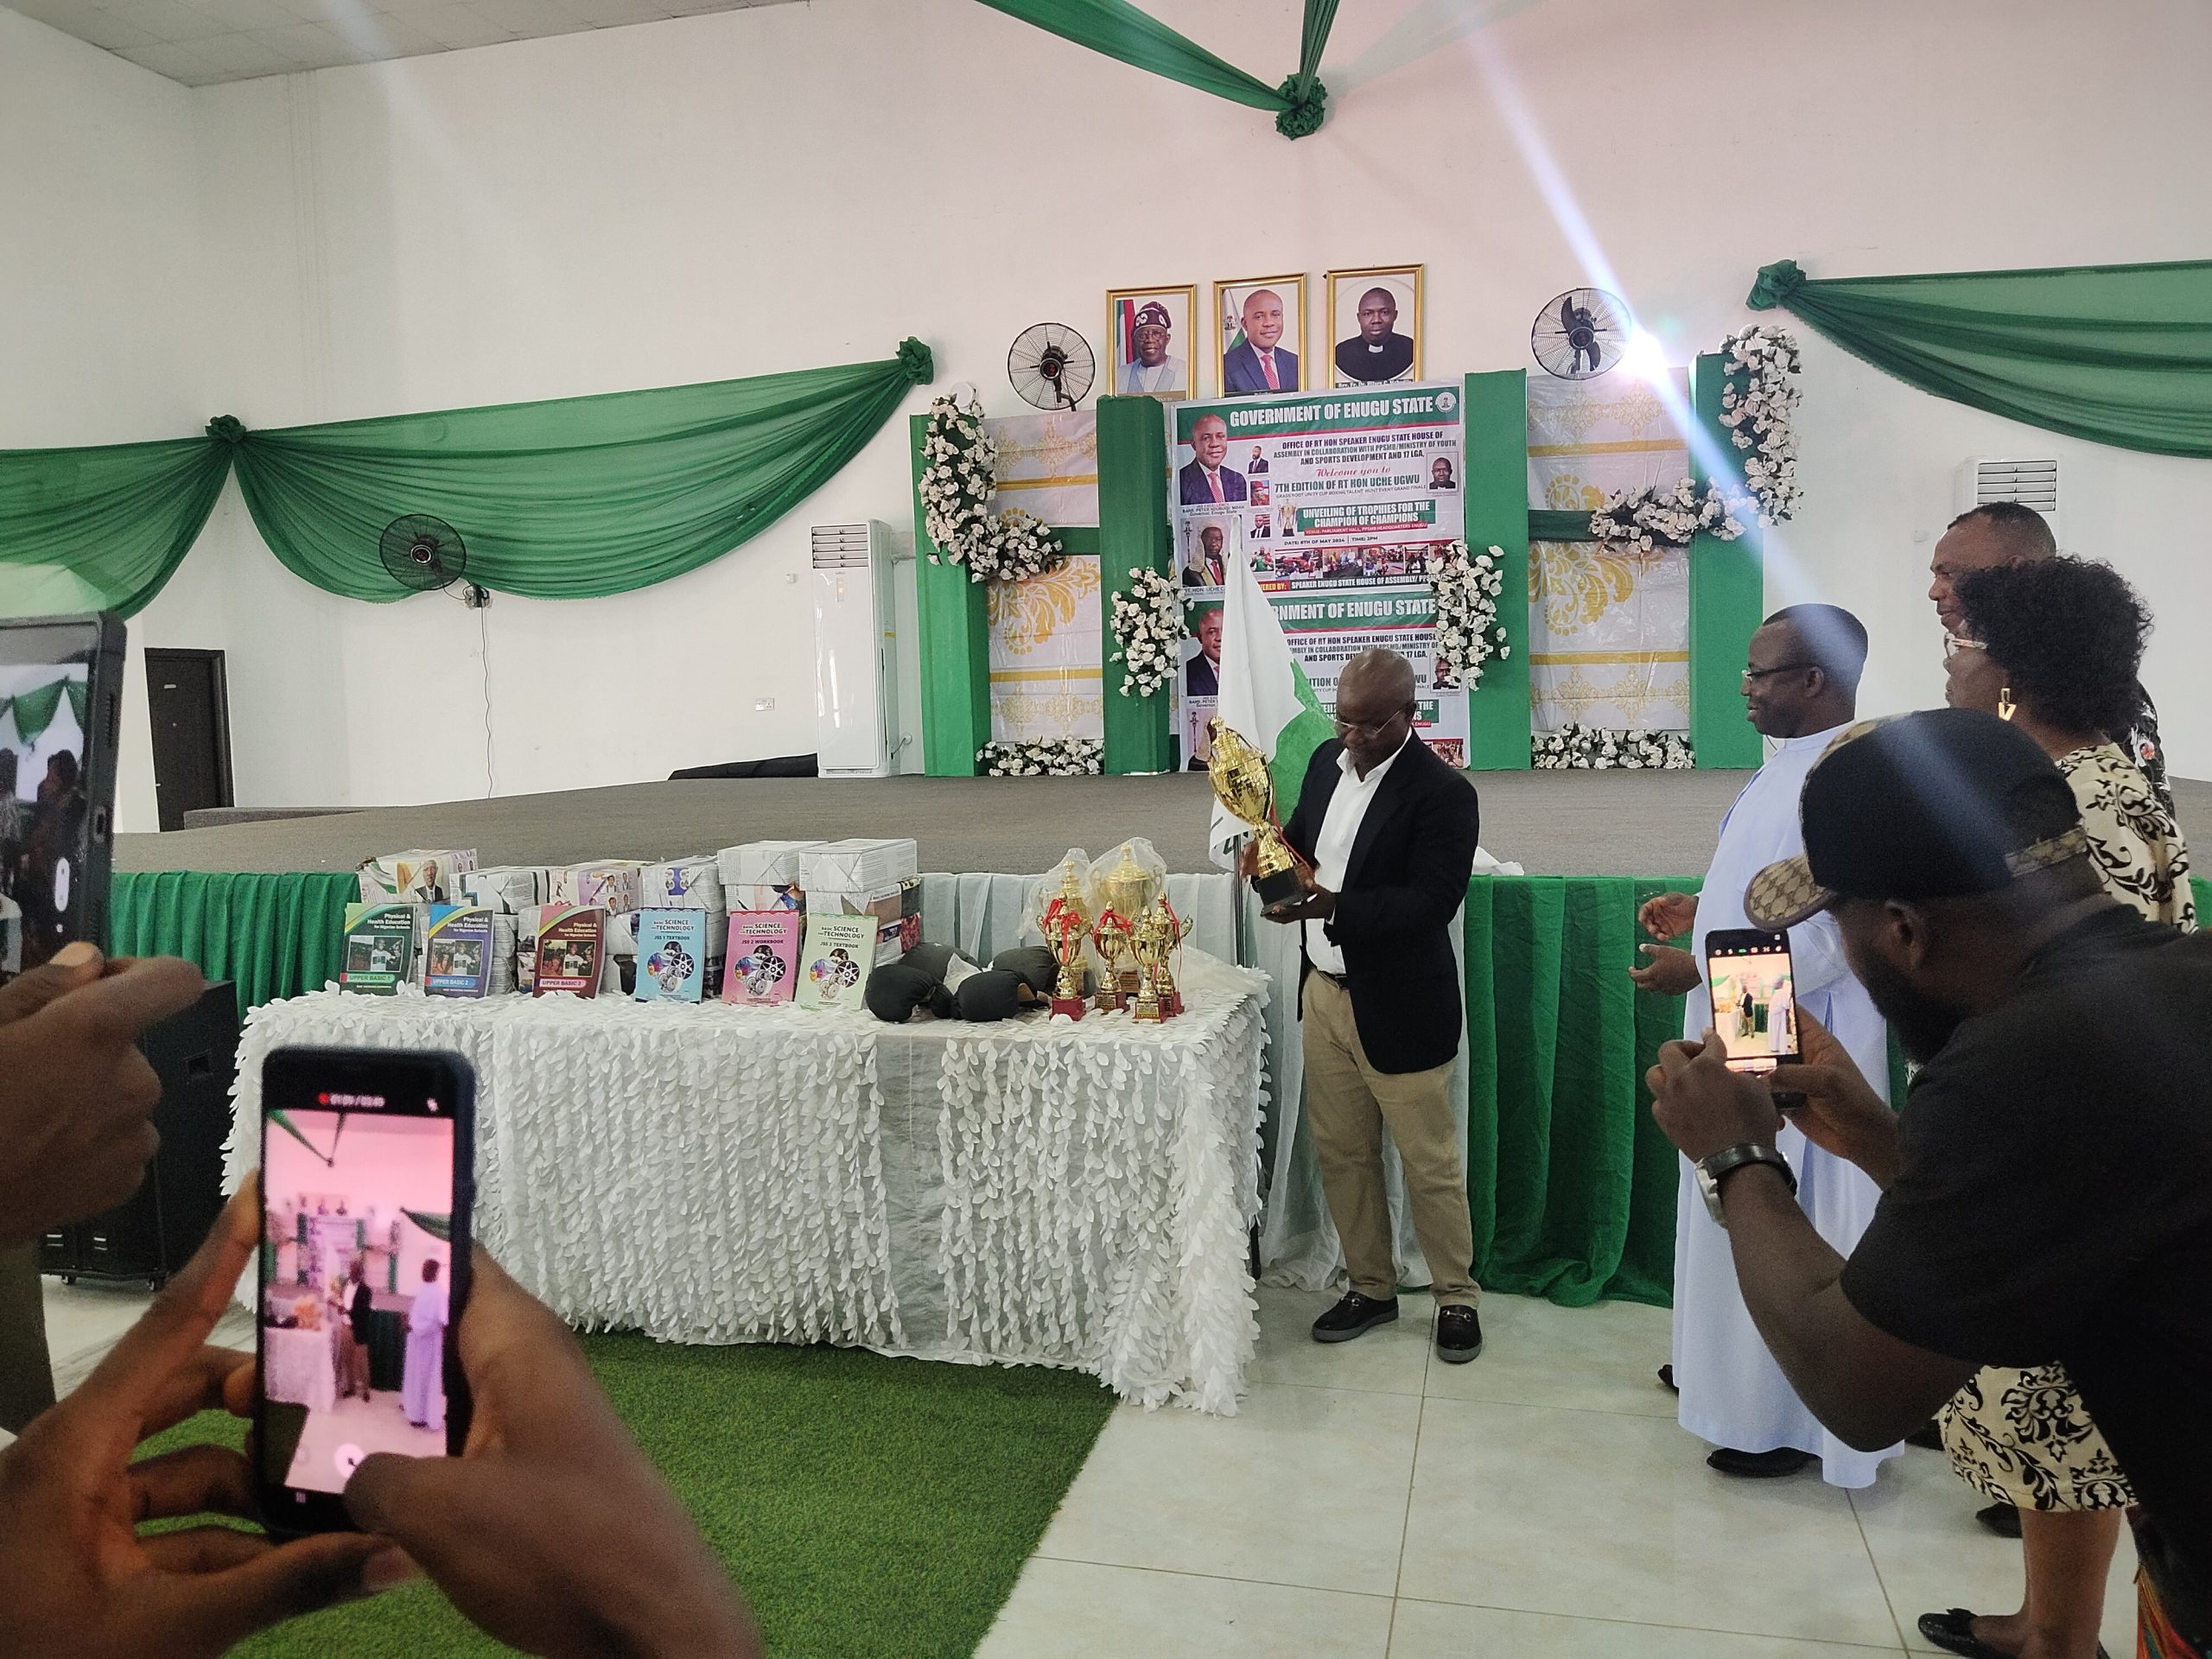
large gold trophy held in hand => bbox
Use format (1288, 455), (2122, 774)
(1206, 719), (1305, 910)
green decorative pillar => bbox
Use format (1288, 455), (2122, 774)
(1460, 370), (1532, 770)
(1096, 395), (1173, 774)
(909, 411), (990, 777)
(1687, 353), (1764, 768)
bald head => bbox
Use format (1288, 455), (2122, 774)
(1334, 648), (1418, 773)
(1338, 647), (1416, 706)
(1931, 503), (2054, 635)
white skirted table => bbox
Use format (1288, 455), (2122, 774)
(224, 951), (1271, 1414)
(262, 1324), (337, 1412)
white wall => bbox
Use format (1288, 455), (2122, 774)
(14, 0), (2212, 829)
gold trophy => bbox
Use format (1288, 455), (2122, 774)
(1089, 843), (1158, 1012)
(1129, 903), (1167, 1024)
(1150, 895), (1192, 1018)
(1038, 860), (1092, 1020)
(1206, 719), (1305, 909)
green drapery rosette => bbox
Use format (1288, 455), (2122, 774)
(1747, 257), (2212, 457)
(976, 0), (1337, 138)
(0, 340), (931, 616)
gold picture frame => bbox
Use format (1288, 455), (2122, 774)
(1104, 284), (1198, 401)
(1212, 273), (1310, 399)
(1325, 264), (1424, 387)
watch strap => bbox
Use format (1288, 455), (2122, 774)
(1701, 1142), (1796, 1200)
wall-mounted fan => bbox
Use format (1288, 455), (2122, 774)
(1531, 289), (1630, 378)
(380, 513), (489, 607)
(1007, 322), (1095, 410)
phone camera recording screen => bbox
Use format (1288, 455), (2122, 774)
(1707, 936), (1798, 1075)
(0, 619), (111, 983)
(259, 1099), (456, 1498)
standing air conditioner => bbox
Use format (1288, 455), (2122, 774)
(810, 522), (898, 779)
(1955, 458), (2061, 541)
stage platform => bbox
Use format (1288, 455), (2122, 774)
(123, 769), (1765, 878)
(117, 768), (2212, 879)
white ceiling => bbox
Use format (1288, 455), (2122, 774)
(4, 0), (803, 86)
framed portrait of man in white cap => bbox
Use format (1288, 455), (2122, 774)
(1107, 284), (1195, 399)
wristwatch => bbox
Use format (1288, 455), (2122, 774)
(1694, 1143), (1796, 1227)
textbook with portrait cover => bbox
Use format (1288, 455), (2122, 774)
(422, 905), (494, 998)
(340, 902), (417, 995)
(795, 912), (873, 1011)
(532, 906), (605, 998)
(723, 912), (800, 1007)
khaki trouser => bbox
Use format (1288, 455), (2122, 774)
(0, 1244), (56, 1434)
(1302, 973), (1479, 1308)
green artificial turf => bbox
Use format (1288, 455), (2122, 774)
(142, 1337), (1117, 1658)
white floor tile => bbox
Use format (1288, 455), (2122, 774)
(1388, 1598), (1906, 1656)
(1399, 1395), (1901, 1648)
(39, 1280), (154, 1367)
(976, 1558), (1393, 1659)
(1034, 1382), (1421, 1596)
(1249, 1287), (1432, 1397)
(1849, 1443), (2139, 1656)
(1422, 1290), (1676, 1418)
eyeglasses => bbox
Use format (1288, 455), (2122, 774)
(1740, 664), (1816, 686)
(1942, 634), (1986, 660)
(1333, 702), (1414, 740)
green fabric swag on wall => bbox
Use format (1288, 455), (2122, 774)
(1748, 257), (2212, 458)
(0, 340), (931, 618)
(0, 677), (87, 747)
(976, 0), (1335, 137)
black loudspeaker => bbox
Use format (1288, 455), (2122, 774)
(39, 980), (238, 1289)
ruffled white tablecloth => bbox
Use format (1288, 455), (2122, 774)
(224, 950), (1270, 1414)
(263, 1324), (336, 1412)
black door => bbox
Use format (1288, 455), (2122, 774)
(144, 649), (234, 833)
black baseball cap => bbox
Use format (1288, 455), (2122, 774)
(1745, 709), (2090, 931)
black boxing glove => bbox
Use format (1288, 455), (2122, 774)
(951, 969), (1027, 1022)
(865, 963), (939, 1024)
(899, 942), (962, 984)
(991, 945), (1059, 998)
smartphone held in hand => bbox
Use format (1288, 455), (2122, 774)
(254, 1046), (475, 1535)
(0, 613), (124, 983)
(1702, 928), (1800, 1077)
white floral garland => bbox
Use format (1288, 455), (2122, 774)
(1586, 324), (1803, 550)
(977, 737), (1103, 777)
(1532, 723), (1695, 771)
(1108, 568), (1188, 698)
(1425, 541), (1510, 690)
(1718, 324), (1802, 523)
(918, 391), (1069, 582)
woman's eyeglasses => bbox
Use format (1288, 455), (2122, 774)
(1942, 634), (1986, 660)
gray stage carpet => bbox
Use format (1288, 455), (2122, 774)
(118, 770), (2212, 880)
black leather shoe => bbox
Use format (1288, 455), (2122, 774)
(1311, 1292), (1398, 1344)
(1906, 1421), (1944, 1450)
(1657, 1363), (1678, 1393)
(1974, 1501), (2023, 1539)
(1434, 1305), (1483, 1363)
(1706, 1446), (1815, 1478)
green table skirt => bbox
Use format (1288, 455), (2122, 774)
(112, 870), (2212, 1312)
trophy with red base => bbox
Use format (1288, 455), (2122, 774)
(1038, 860), (1093, 1020)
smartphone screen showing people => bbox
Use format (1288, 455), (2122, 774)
(257, 1047), (474, 1533)
(0, 613), (124, 983)
(1702, 929), (1798, 1074)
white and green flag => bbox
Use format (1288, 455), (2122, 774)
(1207, 547), (1336, 864)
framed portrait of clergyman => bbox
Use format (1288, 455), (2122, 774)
(1326, 264), (1423, 387)
(1107, 284), (1197, 400)
(1214, 273), (1307, 398)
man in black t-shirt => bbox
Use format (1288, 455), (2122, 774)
(1645, 709), (2212, 1653)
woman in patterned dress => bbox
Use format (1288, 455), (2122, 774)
(1926, 556), (2194, 1659)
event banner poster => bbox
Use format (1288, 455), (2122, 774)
(1170, 385), (1467, 764)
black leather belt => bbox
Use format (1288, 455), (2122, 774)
(1317, 969), (1351, 988)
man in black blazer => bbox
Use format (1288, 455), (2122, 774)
(1252, 649), (1484, 1362)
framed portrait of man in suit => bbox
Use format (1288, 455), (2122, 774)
(1107, 283), (1196, 399)
(1214, 274), (1307, 399)
(1326, 265), (1422, 387)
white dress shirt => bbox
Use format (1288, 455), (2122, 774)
(1255, 346), (1284, 389)
(1305, 731), (1411, 975)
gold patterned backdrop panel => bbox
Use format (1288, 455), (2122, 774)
(988, 553), (1104, 743)
(986, 557), (1102, 655)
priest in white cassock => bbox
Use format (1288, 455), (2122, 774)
(401, 1255), (449, 1433)
(1629, 606), (1900, 1487)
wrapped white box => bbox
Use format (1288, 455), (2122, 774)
(640, 856), (723, 911)
(716, 840), (827, 890)
(358, 849), (478, 904)
(460, 866), (546, 913)
(725, 882), (804, 914)
(798, 839), (918, 895)
(550, 862), (643, 914)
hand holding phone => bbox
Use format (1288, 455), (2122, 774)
(343, 1250), (761, 1659)
(0, 1179), (395, 1659)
